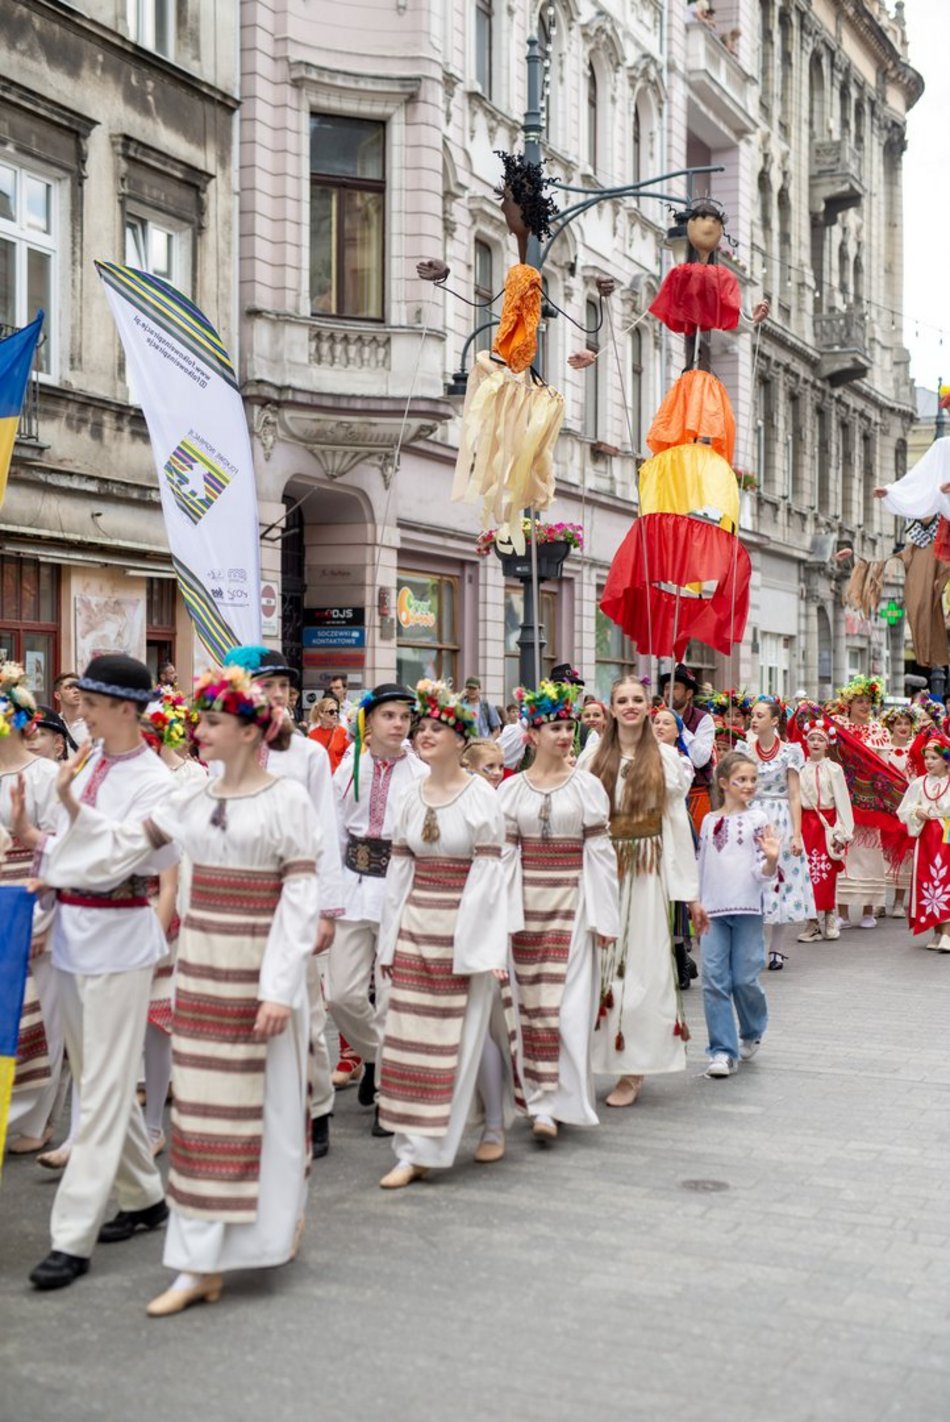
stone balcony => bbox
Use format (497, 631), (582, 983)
(814, 309), (871, 387)
(685, 21), (757, 142)
(809, 139), (864, 223)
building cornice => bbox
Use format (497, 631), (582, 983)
(840, 0), (924, 110)
(24, 0), (239, 109)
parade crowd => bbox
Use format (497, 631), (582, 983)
(2, 650), (946, 1317)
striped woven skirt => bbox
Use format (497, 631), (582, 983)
(378, 857), (473, 1138)
(147, 875), (179, 1036)
(510, 837), (582, 1093)
(167, 865), (282, 1224)
(4, 845), (51, 1095)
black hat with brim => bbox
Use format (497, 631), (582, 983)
(658, 664), (699, 693)
(249, 649), (300, 687)
(362, 683), (416, 715)
(551, 662), (585, 687)
(33, 706), (78, 752)
(77, 654), (156, 704)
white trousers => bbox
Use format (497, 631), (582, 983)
(9, 952), (64, 1140)
(51, 966), (164, 1258)
(326, 919), (390, 1064)
(307, 951), (334, 1118)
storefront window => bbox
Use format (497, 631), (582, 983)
(146, 575), (176, 681)
(594, 603), (635, 701)
(504, 585), (559, 697)
(396, 571), (458, 686)
(0, 554), (59, 701)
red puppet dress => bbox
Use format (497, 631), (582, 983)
(798, 759), (854, 913)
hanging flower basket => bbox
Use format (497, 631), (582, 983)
(733, 468), (758, 492)
(475, 520), (583, 581)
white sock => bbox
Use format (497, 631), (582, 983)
(171, 1272), (204, 1292)
(144, 1024), (172, 1138)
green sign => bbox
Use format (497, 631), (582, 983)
(880, 599), (903, 626)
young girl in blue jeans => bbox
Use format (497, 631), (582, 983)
(698, 751), (781, 1078)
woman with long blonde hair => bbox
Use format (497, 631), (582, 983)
(589, 676), (704, 1107)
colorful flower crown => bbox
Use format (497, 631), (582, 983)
(881, 704), (920, 731)
(754, 693), (786, 715)
(414, 679), (477, 740)
(191, 666), (276, 733)
(515, 680), (582, 728)
(838, 675), (884, 707)
(922, 733), (950, 764)
(0, 662), (37, 738)
(146, 690), (197, 750)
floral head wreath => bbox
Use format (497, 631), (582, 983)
(414, 679), (478, 741)
(838, 675), (884, 708)
(0, 661), (37, 737)
(515, 680), (583, 728)
(191, 666), (280, 739)
(881, 704), (920, 732)
(754, 693), (786, 716)
(145, 690), (197, 750)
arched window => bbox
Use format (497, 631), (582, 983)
(779, 10), (793, 128)
(473, 238), (495, 354)
(632, 105), (642, 193)
(584, 298), (600, 440)
(838, 235), (850, 305)
(760, 0), (774, 110)
(538, 7), (554, 139)
(630, 326), (643, 453)
(587, 61), (598, 171)
(853, 254), (864, 304)
(475, 0), (493, 98)
(809, 51), (825, 134)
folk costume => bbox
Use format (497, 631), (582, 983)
(377, 684), (508, 1174)
(882, 709), (918, 906)
(738, 732), (816, 925)
(2, 666), (63, 1148)
(499, 684), (619, 1126)
(896, 741), (950, 945)
(43, 669), (322, 1283)
(833, 678), (891, 914)
(29, 656), (176, 1279)
(593, 740), (695, 1080)
(328, 685), (428, 1094)
(797, 721), (854, 916)
(659, 666), (715, 832)
(222, 647), (343, 1143)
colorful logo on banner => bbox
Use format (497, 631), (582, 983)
(163, 435), (234, 526)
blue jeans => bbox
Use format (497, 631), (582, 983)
(700, 914), (769, 1060)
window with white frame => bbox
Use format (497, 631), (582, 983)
(473, 238), (495, 354)
(0, 160), (55, 375)
(583, 298), (600, 440)
(310, 113), (385, 320)
(630, 326), (643, 454)
(759, 632), (790, 698)
(127, 0), (175, 59)
(125, 213), (181, 284)
(586, 62), (598, 172)
(475, 0), (494, 99)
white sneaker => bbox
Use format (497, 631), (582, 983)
(837, 917), (853, 931)
(889, 903), (905, 918)
(859, 915), (877, 929)
(704, 1053), (737, 1078)
(739, 1039), (761, 1061)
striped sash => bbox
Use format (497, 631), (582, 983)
(3, 842), (52, 1094)
(510, 836), (582, 1092)
(168, 864), (284, 1223)
(378, 855), (473, 1137)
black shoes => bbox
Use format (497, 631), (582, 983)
(357, 1060), (376, 1108)
(29, 1251), (90, 1291)
(311, 1113), (330, 1159)
(371, 1106), (393, 1138)
(98, 1198), (169, 1243)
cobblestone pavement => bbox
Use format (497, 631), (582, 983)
(2, 918), (949, 1422)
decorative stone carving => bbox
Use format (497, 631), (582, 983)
(309, 325), (392, 371)
(255, 403), (279, 461)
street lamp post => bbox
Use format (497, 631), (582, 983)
(442, 36), (725, 692)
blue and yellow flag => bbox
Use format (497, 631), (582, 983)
(0, 886), (36, 1172)
(0, 311), (44, 507)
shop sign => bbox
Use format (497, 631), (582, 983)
(303, 626), (366, 649)
(308, 606), (365, 627)
(398, 584), (437, 632)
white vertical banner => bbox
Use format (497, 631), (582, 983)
(95, 261), (262, 660)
